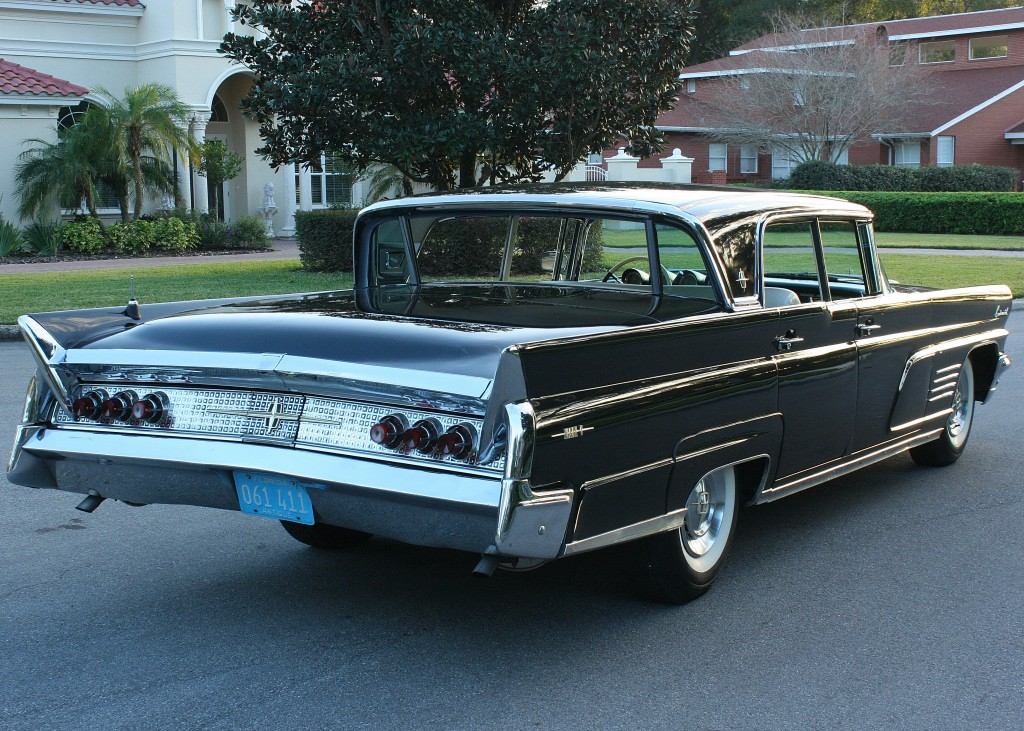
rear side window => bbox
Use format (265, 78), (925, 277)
(819, 221), (868, 298)
(762, 222), (823, 302)
(711, 225), (756, 300)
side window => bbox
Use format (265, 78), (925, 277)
(762, 222), (822, 303)
(656, 224), (715, 299)
(417, 216), (506, 282)
(711, 225), (756, 300)
(819, 221), (869, 299)
(586, 219), (651, 287)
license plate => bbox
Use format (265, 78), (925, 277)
(233, 471), (321, 525)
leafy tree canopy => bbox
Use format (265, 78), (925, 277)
(688, 0), (1022, 63)
(221, 0), (695, 190)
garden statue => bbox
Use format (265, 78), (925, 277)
(259, 182), (277, 237)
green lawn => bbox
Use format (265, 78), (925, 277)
(602, 228), (1024, 251)
(0, 254), (1018, 325)
(0, 261), (352, 324)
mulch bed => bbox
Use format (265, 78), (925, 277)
(0, 247), (273, 265)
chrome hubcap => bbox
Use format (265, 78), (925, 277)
(681, 468), (735, 573)
(946, 364), (975, 448)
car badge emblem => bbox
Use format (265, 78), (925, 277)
(208, 398), (299, 431)
(995, 305), (1010, 317)
(555, 425), (594, 440)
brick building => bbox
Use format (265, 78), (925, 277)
(649, 6), (1024, 184)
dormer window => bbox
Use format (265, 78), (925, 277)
(969, 35), (1008, 60)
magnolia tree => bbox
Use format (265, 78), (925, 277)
(707, 14), (935, 164)
(221, 0), (695, 190)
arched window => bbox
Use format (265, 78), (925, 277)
(210, 94), (229, 122)
(57, 100), (93, 133)
(56, 100), (120, 210)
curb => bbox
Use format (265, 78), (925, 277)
(3, 299), (1023, 343)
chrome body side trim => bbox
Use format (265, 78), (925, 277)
(563, 508), (688, 557)
(891, 409), (953, 433)
(759, 429), (944, 503)
(897, 328), (1008, 391)
(66, 348), (493, 401)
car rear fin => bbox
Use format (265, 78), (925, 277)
(17, 315), (77, 412)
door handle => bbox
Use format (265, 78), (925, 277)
(774, 332), (805, 352)
(856, 322), (882, 336)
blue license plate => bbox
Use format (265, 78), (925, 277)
(233, 471), (321, 525)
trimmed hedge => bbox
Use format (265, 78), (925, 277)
(796, 190), (1024, 235)
(296, 209), (358, 272)
(788, 161), (1017, 192)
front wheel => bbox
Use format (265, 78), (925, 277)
(910, 358), (975, 467)
(632, 465), (739, 604)
(280, 520), (372, 550)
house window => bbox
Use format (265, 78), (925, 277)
(834, 147), (849, 166)
(739, 77), (751, 90)
(57, 101), (120, 211)
(894, 141), (921, 167)
(740, 145), (758, 174)
(771, 145), (803, 180)
(587, 153), (604, 165)
(295, 153), (354, 208)
(920, 40), (955, 64)
(889, 43), (907, 66)
(936, 136), (955, 166)
(708, 143), (727, 172)
(686, 79), (696, 94)
(970, 35), (1008, 60)
(792, 89), (805, 107)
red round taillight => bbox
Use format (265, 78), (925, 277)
(99, 391), (136, 421)
(436, 423), (477, 460)
(71, 390), (106, 420)
(401, 418), (442, 454)
(131, 394), (165, 424)
(369, 414), (408, 448)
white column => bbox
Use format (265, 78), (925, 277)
(224, 0), (236, 34)
(298, 164), (314, 211)
(660, 148), (694, 184)
(191, 111), (211, 214)
(281, 164), (297, 237)
(176, 122), (193, 210)
(195, 0), (204, 39)
(605, 147), (641, 182)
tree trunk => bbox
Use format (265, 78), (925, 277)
(133, 165), (145, 220)
(458, 150), (477, 188)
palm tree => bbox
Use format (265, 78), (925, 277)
(15, 122), (103, 220)
(92, 84), (196, 221)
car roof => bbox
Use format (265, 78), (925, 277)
(359, 182), (873, 232)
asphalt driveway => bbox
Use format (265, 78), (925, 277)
(0, 328), (1021, 730)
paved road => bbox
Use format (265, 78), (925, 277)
(1, 329), (1022, 731)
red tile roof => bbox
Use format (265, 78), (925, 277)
(659, 64), (1024, 135)
(0, 59), (88, 97)
(734, 7), (1024, 51)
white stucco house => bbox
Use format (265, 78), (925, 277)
(0, 0), (365, 235)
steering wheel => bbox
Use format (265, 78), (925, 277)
(602, 256), (649, 283)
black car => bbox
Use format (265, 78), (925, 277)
(8, 184), (1012, 602)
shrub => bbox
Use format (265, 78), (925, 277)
(797, 191), (1024, 235)
(24, 221), (63, 256)
(0, 215), (23, 256)
(196, 215), (230, 250)
(109, 219), (156, 254)
(229, 215), (270, 249)
(60, 217), (106, 254)
(151, 217), (199, 253)
(296, 209), (358, 272)
(787, 161), (1017, 192)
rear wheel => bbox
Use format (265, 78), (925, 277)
(280, 520), (372, 550)
(910, 358), (975, 467)
(633, 465), (739, 604)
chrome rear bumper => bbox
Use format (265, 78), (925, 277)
(8, 425), (572, 559)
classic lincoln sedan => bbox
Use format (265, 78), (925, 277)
(7, 184), (1013, 602)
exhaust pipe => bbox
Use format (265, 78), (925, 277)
(75, 491), (105, 513)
